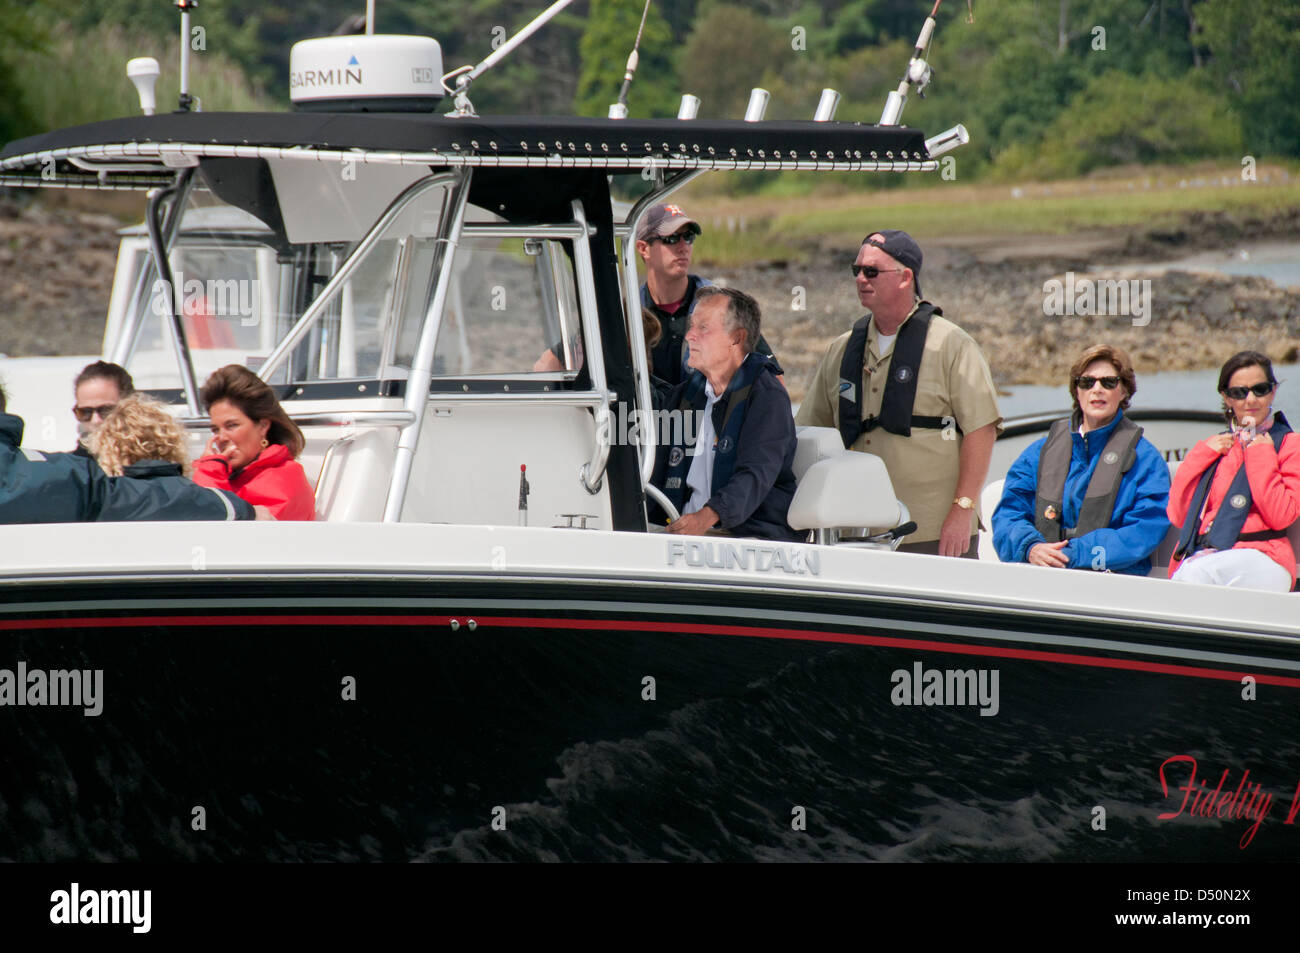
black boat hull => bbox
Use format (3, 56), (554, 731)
(3, 576), (1298, 861)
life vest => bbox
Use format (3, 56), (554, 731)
(1174, 412), (1294, 560)
(1033, 414), (1143, 542)
(661, 353), (768, 513)
(836, 302), (955, 448)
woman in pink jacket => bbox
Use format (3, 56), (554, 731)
(192, 365), (316, 521)
(1168, 350), (1300, 591)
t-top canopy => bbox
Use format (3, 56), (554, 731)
(1, 111), (936, 190)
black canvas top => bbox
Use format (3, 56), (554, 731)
(2, 111), (932, 165)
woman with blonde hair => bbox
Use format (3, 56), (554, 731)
(192, 364), (315, 520)
(91, 393), (191, 478)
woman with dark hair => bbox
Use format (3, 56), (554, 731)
(192, 364), (315, 520)
(993, 343), (1170, 575)
(1167, 350), (1300, 591)
(72, 360), (134, 457)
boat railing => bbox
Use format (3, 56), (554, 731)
(256, 172), (462, 386)
(176, 410), (417, 429)
(619, 170), (708, 492)
(382, 170), (471, 522)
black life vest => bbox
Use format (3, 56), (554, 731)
(836, 302), (955, 448)
(1033, 414), (1143, 542)
(1173, 412), (1294, 560)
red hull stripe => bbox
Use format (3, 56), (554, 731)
(1, 611), (1295, 687)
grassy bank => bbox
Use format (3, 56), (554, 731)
(683, 162), (1300, 268)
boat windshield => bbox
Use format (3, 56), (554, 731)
(116, 177), (584, 393)
(115, 189), (303, 391)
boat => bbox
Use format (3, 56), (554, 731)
(2, 4), (1299, 863)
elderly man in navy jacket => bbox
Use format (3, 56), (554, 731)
(0, 381), (255, 523)
(650, 287), (800, 540)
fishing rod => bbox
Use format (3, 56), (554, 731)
(880, 0), (973, 126)
(608, 0), (654, 119)
(442, 0), (575, 116)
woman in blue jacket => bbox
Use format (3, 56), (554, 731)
(993, 344), (1170, 575)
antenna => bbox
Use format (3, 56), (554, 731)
(442, 0), (575, 117)
(175, 0), (198, 111)
(608, 0), (654, 119)
(879, 0), (942, 125)
(127, 58), (160, 115)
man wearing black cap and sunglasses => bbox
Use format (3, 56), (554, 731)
(636, 203), (781, 388)
(797, 230), (1001, 557)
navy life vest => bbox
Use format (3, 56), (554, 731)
(1033, 414), (1143, 542)
(1173, 411), (1294, 560)
(661, 353), (768, 513)
(837, 302), (956, 448)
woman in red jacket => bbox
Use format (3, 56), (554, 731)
(192, 365), (316, 521)
(1168, 350), (1300, 591)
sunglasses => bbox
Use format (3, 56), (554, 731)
(1074, 376), (1121, 391)
(652, 231), (697, 246)
(1223, 382), (1275, 400)
(851, 265), (904, 279)
(72, 404), (117, 422)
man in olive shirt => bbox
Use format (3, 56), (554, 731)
(796, 230), (1001, 557)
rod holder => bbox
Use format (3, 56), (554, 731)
(744, 88), (769, 122)
(924, 124), (969, 158)
(814, 88), (840, 122)
(677, 94), (700, 120)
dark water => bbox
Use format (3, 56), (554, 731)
(4, 593), (1296, 863)
(419, 647), (1300, 862)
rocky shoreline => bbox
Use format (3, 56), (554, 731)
(713, 208), (1300, 403)
(3, 194), (1298, 404)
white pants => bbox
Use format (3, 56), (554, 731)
(1171, 548), (1294, 593)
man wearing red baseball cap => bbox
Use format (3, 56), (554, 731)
(636, 203), (781, 388)
(797, 229), (1001, 558)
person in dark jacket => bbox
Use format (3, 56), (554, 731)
(992, 344), (1169, 575)
(650, 287), (800, 541)
(92, 392), (202, 491)
(0, 380), (254, 523)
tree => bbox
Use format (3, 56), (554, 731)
(1198, 0), (1300, 156)
(678, 4), (787, 119)
(991, 71), (1243, 179)
(575, 0), (678, 118)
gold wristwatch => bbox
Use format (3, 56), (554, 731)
(953, 496), (975, 510)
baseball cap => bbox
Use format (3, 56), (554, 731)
(638, 203), (703, 242)
(861, 229), (923, 296)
